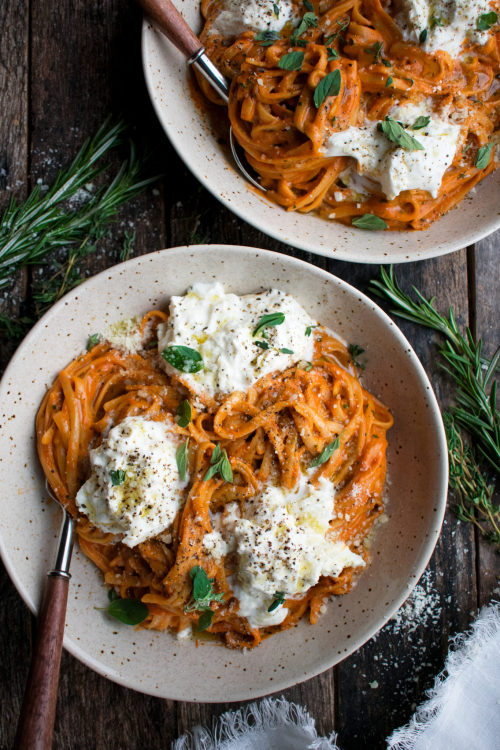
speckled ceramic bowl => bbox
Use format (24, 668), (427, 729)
(141, 7), (500, 264)
(0, 245), (447, 701)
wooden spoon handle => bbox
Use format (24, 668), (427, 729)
(14, 574), (70, 750)
(137, 0), (202, 58)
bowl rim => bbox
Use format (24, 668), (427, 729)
(0, 244), (449, 700)
(140, 18), (500, 265)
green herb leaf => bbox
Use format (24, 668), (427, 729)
(162, 345), (203, 373)
(352, 214), (388, 230)
(292, 11), (318, 40)
(365, 41), (383, 60)
(430, 16), (444, 28)
(280, 347), (294, 354)
(253, 312), (285, 337)
(278, 51), (305, 70)
(419, 28), (428, 43)
(108, 588), (119, 602)
(412, 115), (431, 130)
(302, 361), (313, 371)
(273, 2), (280, 17)
(382, 58), (391, 67)
(348, 343), (365, 369)
(310, 437), (340, 467)
(220, 452), (233, 482)
(197, 609), (214, 631)
(378, 116), (424, 151)
(475, 143), (493, 169)
(385, 76), (393, 87)
(477, 11), (498, 30)
(304, 0), (314, 9)
(185, 566), (225, 626)
(255, 29), (280, 46)
(255, 340), (270, 350)
(305, 325), (318, 336)
(176, 439), (189, 482)
(313, 69), (341, 108)
(176, 399), (192, 428)
(203, 443), (233, 483)
(268, 592), (286, 612)
(326, 47), (339, 60)
(110, 469), (126, 486)
(108, 597), (148, 625)
(87, 333), (99, 351)
(190, 566), (213, 601)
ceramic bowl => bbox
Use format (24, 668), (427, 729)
(141, 7), (500, 264)
(0, 245), (448, 700)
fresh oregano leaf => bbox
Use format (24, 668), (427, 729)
(305, 324), (318, 336)
(365, 41), (383, 60)
(475, 143), (493, 169)
(254, 29), (280, 46)
(190, 566), (213, 601)
(310, 436), (340, 467)
(348, 343), (365, 369)
(162, 345), (203, 373)
(255, 340), (270, 350)
(87, 333), (99, 351)
(108, 597), (149, 625)
(385, 76), (393, 87)
(412, 115), (430, 130)
(176, 439), (189, 482)
(203, 443), (233, 483)
(378, 116), (424, 151)
(197, 609), (214, 631)
(176, 399), (192, 428)
(292, 11), (318, 41)
(278, 51), (305, 70)
(352, 213), (388, 230)
(268, 592), (286, 612)
(326, 47), (339, 60)
(477, 11), (498, 30)
(303, 0), (314, 10)
(110, 469), (126, 486)
(313, 69), (341, 108)
(253, 312), (285, 337)
(280, 347), (294, 354)
(419, 28), (428, 43)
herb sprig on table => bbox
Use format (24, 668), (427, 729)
(0, 118), (158, 336)
(370, 266), (499, 548)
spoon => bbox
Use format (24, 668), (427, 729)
(15, 482), (75, 750)
(138, 0), (265, 190)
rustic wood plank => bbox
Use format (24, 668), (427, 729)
(468, 231), (500, 608)
(331, 253), (478, 749)
(5, 1), (173, 749)
(0, 2), (31, 750)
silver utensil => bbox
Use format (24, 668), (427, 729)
(15, 482), (75, 750)
(139, 0), (265, 190)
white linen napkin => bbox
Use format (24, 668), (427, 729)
(172, 603), (500, 750)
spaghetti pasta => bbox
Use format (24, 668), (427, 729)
(196, 0), (500, 230)
(36, 298), (392, 649)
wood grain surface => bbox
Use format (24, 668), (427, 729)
(0, 1), (498, 748)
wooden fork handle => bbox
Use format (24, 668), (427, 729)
(137, 0), (202, 59)
(15, 573), (70, 750)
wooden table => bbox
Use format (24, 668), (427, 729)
(1, 1), (498, 747)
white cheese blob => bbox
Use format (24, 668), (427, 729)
(323, 100), (462, 199)
(157, 282), (316, 400)
(76, 416), (188, 547)
(393, 0), (493, 57)
(208, 0), (296, 37)
(217, 474), (364, 629)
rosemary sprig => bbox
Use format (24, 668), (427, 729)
(445, 413), (499, 547)
(370, 266), (499, 549)
(370, 266), (499, 474)
(0, 118), (157, 289)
